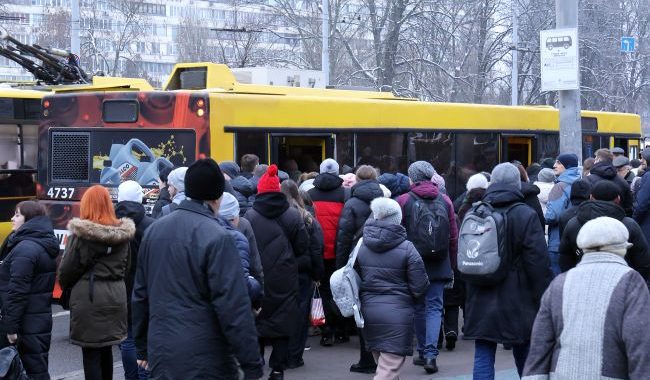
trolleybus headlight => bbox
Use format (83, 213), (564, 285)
(197, 108), (205, 117)
(196, 99), (205, 108)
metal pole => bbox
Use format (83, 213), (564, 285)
(322, 0), (329, 87)
(511, 0), (518, 106)
(71, 0), (80, 56)
(556, 0), (582, 162)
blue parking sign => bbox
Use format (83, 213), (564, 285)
(621, 37), (636, 53)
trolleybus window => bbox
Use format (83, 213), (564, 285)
(335, 133), (355, 171)
(356, 133), (408, 174)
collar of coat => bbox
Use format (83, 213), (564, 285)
(67, 218), (136, 245)
(577, 252), (628, 267)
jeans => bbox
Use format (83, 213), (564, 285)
(82, 346), (113, 380)
(119, 326), (149, 380)
(414, 280), (445, 359)
(549, 250), (561, 277)
(473, 339), (530, 380)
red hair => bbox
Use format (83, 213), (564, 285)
(80, 185), (119, 226)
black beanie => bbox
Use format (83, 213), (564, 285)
(570, 179), (592, 201)
(591, 181), (621, 202)
(185, 158), (225, 201)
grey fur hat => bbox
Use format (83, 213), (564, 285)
(490, 163), (521, 190)
(577, 216), (632, 256)
(537, 168), (556, 183)
(408, 161), (435, 183)
(370, 197), (402, 225)
(218, 192), (240, 220)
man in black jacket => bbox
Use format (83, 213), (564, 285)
(559, 181), (650, 282)
(464, 163), (551, 379)
(115, 180), (154, 380)
(133, 159), (263, 380)
(586, 149), (633, 216)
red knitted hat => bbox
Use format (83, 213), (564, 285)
(257, 164), (280, 193)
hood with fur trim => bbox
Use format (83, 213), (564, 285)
(67, 217), (136, 245)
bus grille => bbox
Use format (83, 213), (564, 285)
(51, 132), (90, 182)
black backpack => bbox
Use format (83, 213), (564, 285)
(404, 192), (450, 261)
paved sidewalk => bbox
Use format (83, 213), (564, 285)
(54, 335), (519, 380)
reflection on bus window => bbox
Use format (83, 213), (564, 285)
(335, 133), (355, 172)
(537, 134), (559, 163)
(236, 132), (268, 165)
(356, 133), (408, 174)
(409, 132), (453, 177)
(447, 133), (499, 199)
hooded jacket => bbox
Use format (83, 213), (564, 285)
(236, 216), (264, 289)
(308, 173), (348, 260)
(58, 217), (135, 348)
(114, 200), (154, 321)
(545, 167), (581, 252)
(633, 172), (650, 240)
(0, 216), (58, 380)
(587, 162), (633, 216)
(378, 173), (411, 200)
(397, 181), (458, 281)
(244, 192), (309, 338)
(132, 199), (263, 379)
(463, 184), (552, 344)
(356, 219), (429, 356)
(335, 180), (384, 268)
(559, 200), (650, 281)
(521, 182), (545, 229)
(229, 176), (256, 217)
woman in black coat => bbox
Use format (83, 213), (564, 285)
(244, 165), (309, 380)
(356, 197), (429, 379)
(0, 201), (58, 380)
(281, 180), (325, 368)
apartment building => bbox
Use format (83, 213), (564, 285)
(1, 0), (303, 86)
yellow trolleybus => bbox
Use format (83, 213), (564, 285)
(38, 62), (642, 209)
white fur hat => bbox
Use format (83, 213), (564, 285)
(370, 197), (402, 225)
(379, 184), (392, 198)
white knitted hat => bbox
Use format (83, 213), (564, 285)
(117, 180), (143, 203)
(466, 173), (489, 191)
(577, 216), (632, 256)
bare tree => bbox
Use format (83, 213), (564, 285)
(35, 8), (71, 51)
(80, 0), (148, 76)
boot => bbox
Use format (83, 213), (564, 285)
(424, 358), (438, 374)
(268, 370), (284, 380)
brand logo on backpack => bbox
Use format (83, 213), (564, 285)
(466, 240), (480, 259)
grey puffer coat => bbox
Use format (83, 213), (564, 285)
(58, 217), (135, 348)
(356, 219), (429, 356)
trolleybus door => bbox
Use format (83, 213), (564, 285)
(500, 135), (534, 167)
(271, 134), (335, 173)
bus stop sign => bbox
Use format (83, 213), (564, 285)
(540, 28), (579, 91)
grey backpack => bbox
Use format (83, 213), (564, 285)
(457, 202), (522, 286)
(330, 238), (364, 328)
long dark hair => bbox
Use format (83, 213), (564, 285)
(281, 180), (313, 225)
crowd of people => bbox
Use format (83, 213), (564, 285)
(0, 148), (649, 380)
